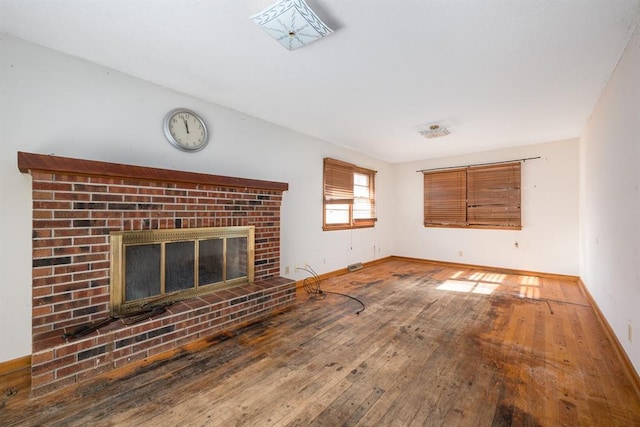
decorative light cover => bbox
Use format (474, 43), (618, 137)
(251, 0), (334, 50)
(419, 124), (451, 139)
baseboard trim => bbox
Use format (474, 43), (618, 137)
(293, 256), (393, 289)
(0, 355), (30, 375)
(389, 255), (580, 281)
(294, 255), (578, 289)
(577, 278), (640, 398)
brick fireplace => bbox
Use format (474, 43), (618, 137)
(17, 152), (295, 397)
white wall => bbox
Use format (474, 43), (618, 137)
(393, 139), (580, 276)
(0, 34), (394, 363)
(4, 29), (632, 372)
(580, 27), (640, 373)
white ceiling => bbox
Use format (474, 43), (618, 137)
(1, 0), (639, 163)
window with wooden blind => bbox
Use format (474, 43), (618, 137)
(423, 162), (521, 229)
(323, 158), (376, 230)
(423, 168), (467, 226)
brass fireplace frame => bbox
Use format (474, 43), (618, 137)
(110, 226), (255, 314)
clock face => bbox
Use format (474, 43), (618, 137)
(163, 109), (208, 152)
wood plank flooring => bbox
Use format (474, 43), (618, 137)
(2, 259), (639, 426)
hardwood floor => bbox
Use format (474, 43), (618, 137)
(1, 259), (639, 426)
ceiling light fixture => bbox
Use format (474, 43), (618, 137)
(418, 124), (450, 139)
(251, 0), (334, 50)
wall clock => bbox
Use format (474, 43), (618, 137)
(163, 108), (209, 152)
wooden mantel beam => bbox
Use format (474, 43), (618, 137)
(17, 152), (288, 192)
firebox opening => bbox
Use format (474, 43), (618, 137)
(111, 226), (255, 314)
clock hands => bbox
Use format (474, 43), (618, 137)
(165, 109), (207, 151)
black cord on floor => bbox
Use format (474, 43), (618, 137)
(296, 265), (365, 315)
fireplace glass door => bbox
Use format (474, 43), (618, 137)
(111, 226), (254, 314)
(165, 241), (196, 293)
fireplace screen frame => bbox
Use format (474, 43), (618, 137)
(110, 226), (255, 314)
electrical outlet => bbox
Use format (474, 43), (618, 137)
(458, 251), (463, 257)
(628, 323), (633, 343)
(285, 266), (290, 275)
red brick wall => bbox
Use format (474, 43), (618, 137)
(27, 170), (294, 396)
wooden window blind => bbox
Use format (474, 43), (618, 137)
(467, 162), (521, 228)
(423, 162), (521, 229)
(423, 168), (467, 226)
(324, 158), (354, 204)
(323, 158), (376, 230)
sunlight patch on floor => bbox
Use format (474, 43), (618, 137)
(468, 272), (507, 283)
(473, 283), (500, 295)
(436, 280), (500, 295)
(436, 270), (507, 296)
(437, 280), (476, 293)
(519, 285), (540, 299)
(434, 271), (544, 299)
(450, 271), (465, 279)
(519, 276), (540, 286)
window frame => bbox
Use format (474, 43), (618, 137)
(323, 158), (377, 231)
(423, 162), (521, 230)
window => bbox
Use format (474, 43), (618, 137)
(323, 158), (376, 230)
(423, 162), (521, 229)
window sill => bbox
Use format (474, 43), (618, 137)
(323, 224), (376, 231)
(423, 224), (522, 231)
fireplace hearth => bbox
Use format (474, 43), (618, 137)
(18, 152), (295, 397)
